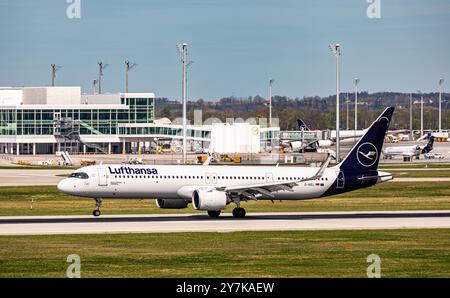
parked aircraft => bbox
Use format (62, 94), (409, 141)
(382, 135), (434, 160)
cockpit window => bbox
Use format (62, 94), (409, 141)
(68, 172), (89, 179)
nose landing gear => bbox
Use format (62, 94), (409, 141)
(92, 198), (102, 217)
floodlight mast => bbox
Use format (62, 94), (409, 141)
(346, 93), (349, 130)
(125, 60), (137, 93)
(93, 80), (98, 94)
(354, 78), (359, 138)
(329, 43), (341, 162)
(439, 78), (444, 132)
(409, 93), (413, 140)
(417, 90), (423, 137)
(51, 64), (62, 87)
(97, 61), (109, 94)
(178, 43), (189, 164)
(269, 79), (275, 126)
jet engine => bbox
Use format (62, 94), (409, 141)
(192, 189), (227, 211)
(155, 199), (188, 209)
(317, 140), (333, 147)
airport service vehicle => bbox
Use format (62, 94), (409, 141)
(58, 108), (395, 218)
(382, 136), (434, 160)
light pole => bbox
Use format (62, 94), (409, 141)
(346, 93), (349, 130)
(329, 43), (341, 162)
(125, 60), (137, 93)
(354, 78), (359, 137)
(178, 43), (189, 164)
(269, 79), (274, 126)
(97, 61), (109, 94)
(92, 80), (97, 95)
(417, 90), (423, 137)
(439, 78), (444, 132)
(51, 64), (62, 86)
(409, 93), (413, 140)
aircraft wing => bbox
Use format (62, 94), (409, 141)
(216, 155), (332, 199)
(388, 129), (409, 134)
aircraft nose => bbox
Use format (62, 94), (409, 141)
(57, 179), (72, 194)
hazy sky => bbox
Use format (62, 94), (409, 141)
(0, 0), (449, 100)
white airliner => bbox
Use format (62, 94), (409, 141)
(287, 119), (408, 152)
(58, 107), (395, 218)
(382, 135), (434, 160)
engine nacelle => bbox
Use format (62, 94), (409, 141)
(290, 141), (303, 151)
(318, 140), (333, 147)
(192, 189), (227, 211)
(155, 199), (188, 209)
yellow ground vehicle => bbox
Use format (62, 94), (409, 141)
(196, 155), (208, 164)
(220, 154), (233, 162)
(80, 159), (96, 166)
(157, 144), (172, 154)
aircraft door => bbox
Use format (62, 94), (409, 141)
(205, 173), (211, 184)
(205, 173), (217, 184)
(97, 168), (108, 186)
(265, 173), (273, 183)
(336, 171), (345, 189)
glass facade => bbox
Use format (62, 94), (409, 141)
(118, 126), (210, 139)
(0, 97), (155, 136)
(260, 129), (280, 141)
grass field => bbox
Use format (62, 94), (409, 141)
(387, 170), (450, 178)
(0, 229), (449, 277)
(379, 163), (450, 169)
(0, 181), (449, 216)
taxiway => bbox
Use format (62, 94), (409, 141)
(0, 210), (449, 235)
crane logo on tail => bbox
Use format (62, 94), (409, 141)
(356, 142), (378, 167)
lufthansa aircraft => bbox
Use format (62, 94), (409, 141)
(382, 135), (434, 160)
(58, 107), (395, 218)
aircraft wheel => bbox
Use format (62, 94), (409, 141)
(232, 207), (246, 218)
(207, 210), (221, 218)
(93, 210), (101, 217)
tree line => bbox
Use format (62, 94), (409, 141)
(155, 92), (449, 131)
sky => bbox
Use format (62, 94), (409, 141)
(0, 0), (449, 101)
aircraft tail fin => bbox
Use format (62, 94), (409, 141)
(421, 135), (435, 154)
(338, 107), (394, 172)
(298, 119), (310, 131)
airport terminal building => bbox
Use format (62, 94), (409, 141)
(0, 87), (279, 155)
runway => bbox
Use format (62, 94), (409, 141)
(1, 210), (449, 235)
(0, 169), (71, 186)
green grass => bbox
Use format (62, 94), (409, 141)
(0, 229), (449, 277)
(0, 182), (449, 216)
(379, 163), (450, 169)
(388, 170), (450, 178)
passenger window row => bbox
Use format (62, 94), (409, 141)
(111, 175), (328, 181)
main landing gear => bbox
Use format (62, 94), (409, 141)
(232, 207), (246, 218)
(207, 210), (221, 218)
(206, 199), (246, 219)
(92, 198), (102, 217)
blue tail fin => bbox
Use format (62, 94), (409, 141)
(338, 107), (394, 172)
(421, 135), (434, 154)
(297, 119), (310, 131)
